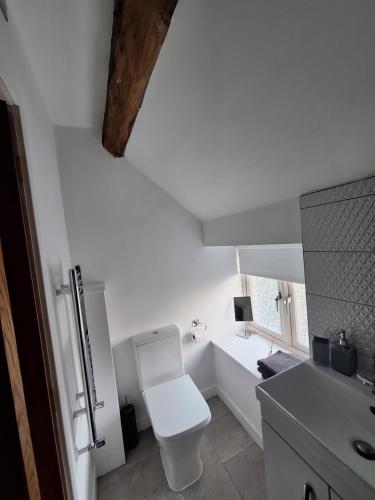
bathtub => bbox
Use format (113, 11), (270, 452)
(212, 332), (291, 448)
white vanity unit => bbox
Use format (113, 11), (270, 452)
(256, 360), (375, 500)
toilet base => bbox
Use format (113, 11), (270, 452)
(157, 427), (206, 491)
(160, 448), (203, 492)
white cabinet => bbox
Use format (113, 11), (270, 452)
(263, 421), (330, 500)
(84, 283), (125, 476)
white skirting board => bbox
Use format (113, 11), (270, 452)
(200, 383), (218, 400)
(136, 383), (263, 451)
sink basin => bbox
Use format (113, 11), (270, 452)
(256, 360), (375, 499)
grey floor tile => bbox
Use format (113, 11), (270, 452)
(207, 396), (230, 422)
(98, 451), (175, 500)
(185, 435), (241, 499)
(200, 433), (221, 465)
(183, 461), (242, 500)
(125, 427), (159, 467)
(98, 402), (262, 500)
(205, 412), (254, 463)
(98, 434), (240, 500)
(225, 444), (266, 500)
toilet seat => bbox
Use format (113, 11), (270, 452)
(143, 375), (211, 440)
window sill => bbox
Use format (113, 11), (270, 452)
(246, 324), (310, 359)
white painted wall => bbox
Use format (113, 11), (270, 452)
(7, 0), (113, 128)
(0, 13), (94, 500)
(9, 0), (375, 221)
(56, 127), (242, 429)
(203, 198), (302, 246)
(127, 0), (375, 220)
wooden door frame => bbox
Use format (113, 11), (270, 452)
(0, 99), (73, 498)
(0, 240), (41, 499)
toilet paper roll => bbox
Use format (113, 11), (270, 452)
(191, 327), (206, 343)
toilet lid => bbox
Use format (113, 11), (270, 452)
(143, 375), (211, 439)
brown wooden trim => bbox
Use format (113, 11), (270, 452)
(102, 0), (177, 157)
(7, 104), (73, 499)
(0, 241), (41, 499)
(0, 100), (72, 499)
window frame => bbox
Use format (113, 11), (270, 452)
(288, 281), (310, 354)
(243, 274), (310, 356)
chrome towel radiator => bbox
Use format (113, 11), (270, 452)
(57, 265), (105, 452)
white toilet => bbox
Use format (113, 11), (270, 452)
(132, 325), (211, 491)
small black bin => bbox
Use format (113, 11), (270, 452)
(121, 403), (139, 452)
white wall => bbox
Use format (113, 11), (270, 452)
(56, 126), (242, 428)
(7, 0), (375, 221)
(203, 198), (302, 246)
(0, 13), (94, 500)
(7, 0), (113, 129)
(126, 0), (375, 221)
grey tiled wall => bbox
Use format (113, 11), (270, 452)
(300, 176), (375, 370)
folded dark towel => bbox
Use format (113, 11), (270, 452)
(257, 365), (274, 379)
(257, 350), (303, 379)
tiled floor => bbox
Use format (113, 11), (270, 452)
(98, 396), (266, 500)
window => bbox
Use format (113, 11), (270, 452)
(249, 276), (282, 335)
(243, 274), (309, 354)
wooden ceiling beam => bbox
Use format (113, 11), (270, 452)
(102, 0), (178, 157)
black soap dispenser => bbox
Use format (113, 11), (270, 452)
(331, 330), (357, 376)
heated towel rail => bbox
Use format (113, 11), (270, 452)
(57, 265), (105, 453)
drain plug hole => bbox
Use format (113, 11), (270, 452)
(353, 440), (375, 460)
